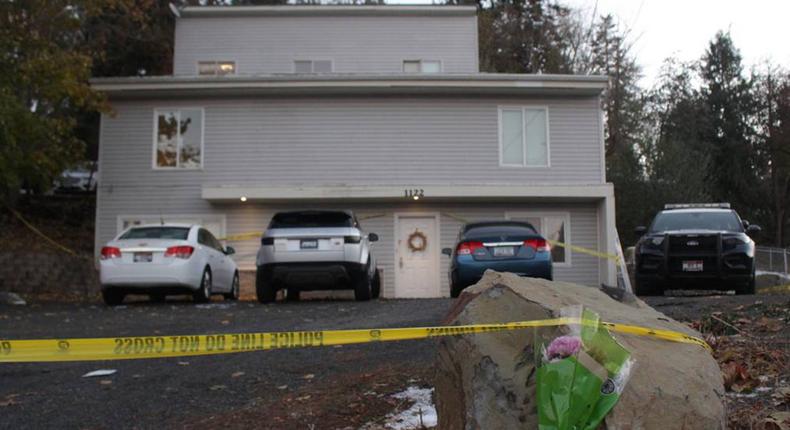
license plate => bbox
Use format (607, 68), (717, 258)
(134, 252), (153, 263)
(493, 247), (515, 257)
(682, 260), (703, 272)
(300, 240), (318, 250)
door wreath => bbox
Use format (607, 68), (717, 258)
(407, 230), (428, 252)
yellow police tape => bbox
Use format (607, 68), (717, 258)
(0, 317), (710, 363)
(218, 232), (621, 263)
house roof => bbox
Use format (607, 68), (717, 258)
(90, 73), (609, 99)
(173, 5), (478, 19)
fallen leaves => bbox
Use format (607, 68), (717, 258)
(764, 412), (790, 430)
(0, 394), (19, 407)
(692, 299), (790, 430)
(721, 362), (757, 393)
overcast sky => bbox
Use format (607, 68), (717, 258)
(400, 0), (790, 86)
(561, 0), (790, 86)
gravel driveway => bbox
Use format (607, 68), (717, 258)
(0, 298), (453, 429)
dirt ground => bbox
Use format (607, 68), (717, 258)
(1, 293), (788, 429)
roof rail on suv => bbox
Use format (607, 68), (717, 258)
(663, 203), (731, 210)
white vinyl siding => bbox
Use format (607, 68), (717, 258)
(153, 108), (204, 170)
(173, 15), (478, 74)
(499, 106), (549, 167)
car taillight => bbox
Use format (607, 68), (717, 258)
(165, 245), (194, 259)
(344, 236), (362, 244)
(524, 238), (551, 252)
(100, 246), (121, 260)
(456, 241), (484, 255)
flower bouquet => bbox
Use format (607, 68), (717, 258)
(535, 306), (633, 430)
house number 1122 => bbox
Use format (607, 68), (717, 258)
(405, 189), (425, 199)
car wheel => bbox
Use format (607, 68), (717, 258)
(150, 292), (166, 303)
(450, 283), (463, 299)
(285, 288), (300, 302)
(371, 269), (381, 299)
(634, 278), (662, 296)
(224, 272), (240, 301)
(193, 269), (212, 303)
(735, 276), (756, 295)
(102, 289), (125, 306)
(354, 272), (372, 301)
(256, 269), (276, 304)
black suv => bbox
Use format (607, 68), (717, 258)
(634, 203), (761, 296)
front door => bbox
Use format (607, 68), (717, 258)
(394, 214), (440, 298)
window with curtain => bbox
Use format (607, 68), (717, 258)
(154, 109), (203, 169)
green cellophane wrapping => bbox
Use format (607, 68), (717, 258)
(536, 308), (632, 430)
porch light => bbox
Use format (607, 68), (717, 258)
(413, 195), (420, 201)
(240, 196), (247, 202)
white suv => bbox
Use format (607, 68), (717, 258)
(255, 210), (380, 303)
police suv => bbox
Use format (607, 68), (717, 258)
(633, 203), (761, 296)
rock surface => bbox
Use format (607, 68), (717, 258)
(434, 271), (725, 430)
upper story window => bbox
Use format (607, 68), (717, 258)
(499, 106), (549, 167)
(154, 108), (203, 169)
(294, 60), (333, 73)
(403, 60), (441, 73)
(198, 61), (236, 76)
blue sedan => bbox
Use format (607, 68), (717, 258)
(443, 221), (553, 297)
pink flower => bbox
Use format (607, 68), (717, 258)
(546, 336), (582, 360)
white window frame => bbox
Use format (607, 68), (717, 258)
(402, 59), (443, 73)
(116, 214), (227, 241)
(292, 59), (334, 73)
(196, 60), (237, 76)
(498, 105), (551, 168)
(152, 108), (205, 170)
(505, 211), (571, 267)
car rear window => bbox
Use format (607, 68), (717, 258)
(120, 227), (190, 240)
(269, 211), (354, 228)
(464, 224), (538, 240)
(650, 211), (743, 232)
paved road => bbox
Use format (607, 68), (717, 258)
(0, 298), (453, 429)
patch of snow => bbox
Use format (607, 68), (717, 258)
(82, 369), (117, 378)
(755, 270), (790, 279)
(382, 386), (437, 430)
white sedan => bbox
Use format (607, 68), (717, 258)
(99, 224), (239, 305)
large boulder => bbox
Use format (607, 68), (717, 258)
(434, 271), (725, 429)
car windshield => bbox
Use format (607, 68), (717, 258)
(120, 227), (190, 240)
(650, 211), (743, 232)
(269, 212), (353, 228)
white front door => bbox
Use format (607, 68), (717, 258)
(394, 214), (440, 298)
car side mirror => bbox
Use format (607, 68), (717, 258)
(368, 233), (379, 242)
(742, 219), (750, 228)
(224, 246), (235, 255)
(442, 248), (453, 256)
(746, 224), (761, 236)
(634, 226), (647, 237)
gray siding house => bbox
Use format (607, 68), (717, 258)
(92, 5), (616, 298)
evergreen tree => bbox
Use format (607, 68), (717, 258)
(699, 31), (760, 211)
